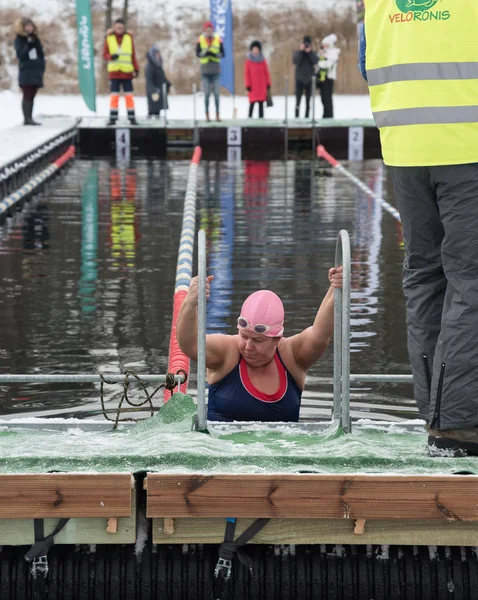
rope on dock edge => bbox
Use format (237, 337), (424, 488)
(164, 146), (202, 402)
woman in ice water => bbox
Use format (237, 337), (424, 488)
(14, 17), (45, 126)
(176, 267), (343, 422)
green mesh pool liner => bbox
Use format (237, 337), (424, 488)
(1, 393), (477, 475)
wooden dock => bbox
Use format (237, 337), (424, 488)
(2, 472), (478, 547)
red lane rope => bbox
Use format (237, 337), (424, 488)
(165, 290), (189, 397)
(316, 144), (339, 167)
(191, 146), (202, 165)
(54, 145), (76, 168)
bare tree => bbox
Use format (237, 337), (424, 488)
(105, 0), (113, 31)
(123, 0), (129, 27)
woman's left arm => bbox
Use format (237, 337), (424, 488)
(265, 60), (271, 88)
(36, 38), (45, 69)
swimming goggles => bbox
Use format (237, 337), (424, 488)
(237, 316), (283, 335)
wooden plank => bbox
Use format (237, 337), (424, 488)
(146, 474), (478, 520)
(153, 517), (478, 547)
(0, 474), (133, 519)
(0, 491), (136, 545)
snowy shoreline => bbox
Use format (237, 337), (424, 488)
(0, 90), (373, 131)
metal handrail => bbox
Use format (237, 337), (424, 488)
(196, 230), (207, 430)
(0, 374), (185, 384)
(333, 230), (352, 433)
(333, 230), (414, 434)
(284, 77), (289, 126)
(350, 374), (413, 383)
(193, 82), (199, 145)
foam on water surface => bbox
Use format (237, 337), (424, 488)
(1, 394), (477, 475)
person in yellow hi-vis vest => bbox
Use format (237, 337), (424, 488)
(103, 18), (139, 126)
(360, 0), (478, 457)
(196, 21), (225, 121)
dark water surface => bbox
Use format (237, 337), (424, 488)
(0, 158), (415, 421)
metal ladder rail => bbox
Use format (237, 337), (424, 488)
(334, 230), (414, 434)
(196, 229), (207, 430)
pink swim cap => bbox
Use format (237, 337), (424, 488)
(237, 290), (284, 337)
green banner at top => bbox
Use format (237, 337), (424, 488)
(76, 0), (96, 112)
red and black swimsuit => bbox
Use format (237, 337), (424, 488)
(207, 351), (302, 422)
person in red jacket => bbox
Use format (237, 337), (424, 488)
(102, 18), (140, 126)
(244, 41), (271, 119)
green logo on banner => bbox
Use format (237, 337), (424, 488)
(395, 0), (439, 12)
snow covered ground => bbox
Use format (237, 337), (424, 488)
(0, 90), (373, 130)
(0, 117), (77, 169)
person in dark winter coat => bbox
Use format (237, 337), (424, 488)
(145, 46), (171, 118)
(244, 41), (271, 119)
(293, 36), (318, 119)
(14, 17), (45, 126)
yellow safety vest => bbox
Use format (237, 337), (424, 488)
(365, 0), (478, 167)
(107, 34), (134, 73)
(199, 34), (221, 64)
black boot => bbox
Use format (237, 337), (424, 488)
(22, 98), (29, 124)
(23, 99), (41, 125)
(295, 106), (300, 118)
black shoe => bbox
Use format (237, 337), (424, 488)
(106, 119), (117, 126)
(129, 118), (138, 126)
(428, 428), (478, 457)
(23, 99), (41, 125)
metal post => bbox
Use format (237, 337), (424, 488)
(284, 77), (289, 126)
(196, 229), (207, 430)
(334, 229), (351, 433)
(311, 75), (317, 154)
(193, 82), (199, 145)
(332, 268), (343, 423)
(284, 77), (289, 157)
(162, 82), (168, 126)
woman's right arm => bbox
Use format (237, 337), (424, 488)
(15, 37), (30, 61)
(176, 275), (235, 369)
(244, 60), (250, 90)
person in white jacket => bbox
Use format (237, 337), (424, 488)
(317, 34), (340, 118)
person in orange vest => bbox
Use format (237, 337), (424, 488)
(196, 22), (225, 121)
(103, 18), (140, 126)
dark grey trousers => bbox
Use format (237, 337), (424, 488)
(390, 164), (478, 430)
